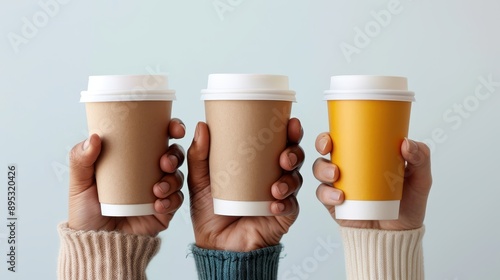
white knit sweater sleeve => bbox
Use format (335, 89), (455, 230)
(57, 222), (161, 280)
(340, 226), (425, 280)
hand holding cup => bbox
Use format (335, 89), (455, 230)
(67, 119), (186, 237)
(187, 119), (304, 251)
(313, 133), (432, 230)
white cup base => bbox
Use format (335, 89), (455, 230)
(335, 200), (400, 220)
(213, 198), (273, 216)
(100, 203), (155, 217)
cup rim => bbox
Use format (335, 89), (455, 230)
(81, 74), (176, 102)
(80, 89), (176, 102)
(324, 89), (415, 102)
(324, 75), (415, 102)
(201, 73), (296, 101)
(201, 89), (296, 101)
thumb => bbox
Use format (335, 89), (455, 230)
(187, 122), (211, 193)
(69, 134), (102, 195)
(401, 138), (432, 197)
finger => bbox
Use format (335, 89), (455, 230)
(187, 122), (211, 193)
(271, 195), (299, 216)
(69, 134), (102, 195)
(271, 170), (302, 200)
(315, 132), (333, 155)
(154, 191), (185, 214)
(153, 170), (184, 199)
(160, 144), (186, 173)
(279, 145), (305, 171)
(169, 118), (186, 139)
(312, 158), (339, 183)
(401, 138), (433, 196)
(316, 183), (344, 207)
(287, 118), (303, 144)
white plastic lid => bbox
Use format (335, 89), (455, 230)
(100, 203), (155, 217)
(335, 200), (400, 220)
(213, 198), (274, 216)
(324, 75), (415, 102)
(81, 75), (176, 102)
(201, 74), (296, 101)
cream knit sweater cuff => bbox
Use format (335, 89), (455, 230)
(57, 222), (161, 280)
(340, 226), (425, 280)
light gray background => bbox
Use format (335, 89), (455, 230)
(1, 0), (499, 279)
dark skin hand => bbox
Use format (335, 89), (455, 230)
(187, 118), (305, 251)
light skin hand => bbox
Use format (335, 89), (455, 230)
(187, 118), (305, 252)
(67, 118), (186, 237)
(313, 132), (432, 230)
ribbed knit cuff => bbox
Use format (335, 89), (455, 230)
(191, 244), (283, 280)
(340, 226), (425, 280)
(57, 222), (161, 280)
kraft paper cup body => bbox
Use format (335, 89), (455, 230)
(202, 74), (296, 216)
(81, 75), (175, 217)
(324, 75), (415, 220)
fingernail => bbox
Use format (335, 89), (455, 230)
(318, 136), (328, 151)
(276, 202), (285, 212)
(330, 190), (341, 202)
(288, 153), (298, 167)
(277, 182), (288, 196)
(405, 138), (418, 154)
(161, 198), (171, 209)
(82, 138), (90, 151)
(193, 123), (200, 142)
(158, 182), (170, 194)
(322, 166), (335, 180)
(168, 155), (178, 168)
(180, 123), (186, 132)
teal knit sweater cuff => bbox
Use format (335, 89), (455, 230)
(191, 244), (283, 280)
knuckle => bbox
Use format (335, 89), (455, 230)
(315, 185), (323, 200)
(176, 190), (185, 202)
(176, 170), (185, 187)
(312, 158), (326, 178)
(296, 145), (305, 160)
(293, 170), (303, 186)
(187, 145), (196, 159)
(174, 170), (184, 189)
(68, 145), (81, 165)
(420, 143), (431, 159)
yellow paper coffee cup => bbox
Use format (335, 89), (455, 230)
(324, 75), (415, 220)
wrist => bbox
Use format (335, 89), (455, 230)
(58, 222), (161, 280)
(340, 226), (425, 280)
(196, 238), (280, 252)
(191, 244), (282, 280)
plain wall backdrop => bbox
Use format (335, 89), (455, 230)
(0, 0), (499, 279)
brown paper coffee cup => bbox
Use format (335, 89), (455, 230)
(201, 74), (296, 216)
(81, 75), (176, 216)
(324, 75), (415, 220)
